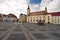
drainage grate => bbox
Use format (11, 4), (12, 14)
(7, 34), (26, 40)
(33, 33), (49, 39)
(50, 33), (60, 38)
(0, 29), (7, 31)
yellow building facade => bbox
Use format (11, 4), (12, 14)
(19, 14), (27, 23)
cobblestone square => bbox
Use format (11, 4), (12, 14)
(0, 22), (60, 40)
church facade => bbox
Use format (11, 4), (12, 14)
(27, 6), (52, 23)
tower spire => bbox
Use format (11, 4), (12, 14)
(27, 5), (30, 15)
(28, 5), (30, 9)
(45, 7), (47, 12)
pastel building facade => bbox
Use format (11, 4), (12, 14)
(19, 14), (27, 23)
(3, 14), (10, 22)
(27, 6), (52, 23)
(51, 12), (60, 24)
(0, 13), (17, 22)
(8, 14), (17, 22)
(26, 6), (60, 24)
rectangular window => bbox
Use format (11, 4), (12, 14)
(36, 20), (38, 22)
(55, 21), (56, 23)
(58, 19), (59, 21)
(33, 19), (35, 21)
(55, 19), (56, 21)
(40, 17), (41, 18)
(48, 19), (49, 20)
(48, 16), (49, 18)
(48, 16), (50, 20)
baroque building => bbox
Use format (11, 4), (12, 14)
(19, 6), (60, 24)
(19, 13), (27, 23)
(0, 13), (17, 22)
(51, 12), (60, 24)
(27, 6), (52, 23)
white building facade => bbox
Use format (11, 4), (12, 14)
(2, 14), (17, 22)
(9, 17), (17, 22)
(3, 15), (10, 22)
(27, 6), (52, 23)
(51, 12), (60, 24)
(8, 14), (17, 22)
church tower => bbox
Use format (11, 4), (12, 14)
(27, 5), (30, 15)
(45, 7), (47, 13)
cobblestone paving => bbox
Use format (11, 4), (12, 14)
(7, 34), (26, 40)
(0, 22), (60, 40)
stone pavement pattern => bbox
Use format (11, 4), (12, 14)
(0, 22), (60, 40)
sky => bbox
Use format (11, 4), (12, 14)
(29, 0), (41, 4)
(0, 0), (60, 18)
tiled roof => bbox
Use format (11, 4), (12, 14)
(50, 12), (60, 16)
(28, 11), (47, 16)
(8, 14), (17, 18)
(3, 14), (8, 17)
(0, 13), (3, 18)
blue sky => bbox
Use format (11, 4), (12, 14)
(30, 0), (42, 4)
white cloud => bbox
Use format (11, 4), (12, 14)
(40, 0), (52, 10)
(29, 0), (60, 13)
(0, 0), (5, 4)
(47, 0), (60, 12)
(0, 0), (60, 18)
(29, 4), (40, 12)
(0, 0), (29, 18)
(28, 0), (53, 11)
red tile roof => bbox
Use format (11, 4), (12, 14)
(3, 14), (8, 17)
(28, 11), (47, 16)
(8, 14), (17, 18)
(50, 12), (60, 16)
(0, 13), (3, 18)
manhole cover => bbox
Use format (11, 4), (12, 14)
(7, 34), (26, 40)
(33, 33), (49, 39)
(0, 29), (7, 31)
(50, 33), (60, 38)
